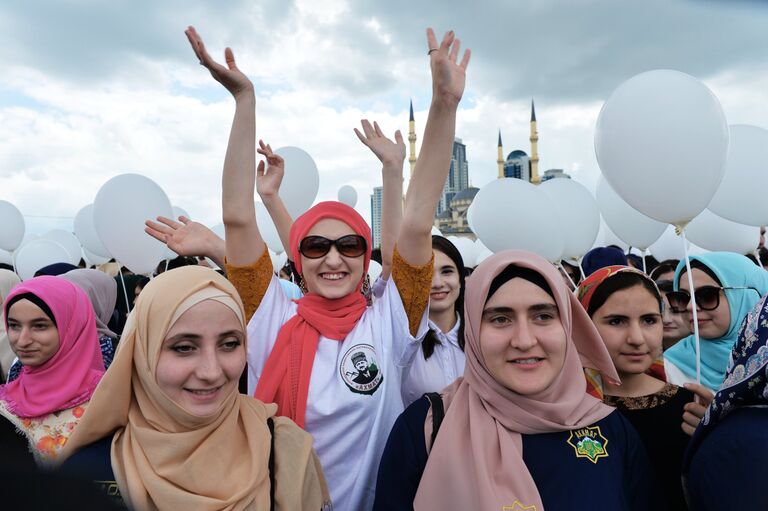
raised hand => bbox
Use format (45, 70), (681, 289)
(681, 383), (715, 436)
(256, 140), (285, 199)
(185, 26), (253, 99)
(354, 120), (405, 168)
(145, 215), (224, 264)
(426, 28), (471, 106)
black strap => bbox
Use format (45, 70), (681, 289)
(267, 417), (276, 511)
(424, 392), (444, 449)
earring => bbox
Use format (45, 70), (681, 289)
(362, 274), (372, 302)
(298, 274), (308, 295)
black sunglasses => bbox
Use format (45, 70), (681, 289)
(666, 286), (759, 314)
(299, 235), (367, 259)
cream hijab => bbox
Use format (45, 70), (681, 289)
(61, 266), (328, 511)
(415, 250), (619, 510)
(0, 269), (21, 378)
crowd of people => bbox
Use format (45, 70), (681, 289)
(1, 25), (766, 511)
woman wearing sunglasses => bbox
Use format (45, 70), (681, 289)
(577, 266), (692, 510)
(182, 26), (470, 511)
(664, 252), (768, 393)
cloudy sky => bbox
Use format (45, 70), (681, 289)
(2, 0), (767, 238)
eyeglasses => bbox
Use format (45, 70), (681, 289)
(665, 286), (759, 314)
(299, 235), (367, 259)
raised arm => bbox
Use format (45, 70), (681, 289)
(397, 29), (470, 265)
(185, 26), (265, 266)
(354, 120), (405, 279)
(145, 216), (226, 269)
(256, 140), (294, 258)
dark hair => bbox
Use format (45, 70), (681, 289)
(5, 292), (57, 327)
(0, 263), (13, 271)
(649, 259), (679, 281)
(370, 248), (383, 265)
(586, 272), (662, 317)
(423, 236), (466, 359)
(678, 259), (722, 286)
(486, 264), (555, 303)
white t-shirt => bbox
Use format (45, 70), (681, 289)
(247, 275), (428, 511)
(663, 356), (718, 394)
(400, 315), (465, 406)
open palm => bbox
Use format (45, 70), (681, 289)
(427, 28), (471, 106)
(185, 26), (253, 98)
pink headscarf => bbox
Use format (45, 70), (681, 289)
(414, 250), (619, 510)
(0, 276), (105, 418)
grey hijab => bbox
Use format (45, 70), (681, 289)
(61, 269), (118, 339)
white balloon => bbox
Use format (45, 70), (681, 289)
(337, 185), (358, 208)
(466, 201), (476, 232)
(595, 70), (729, 225)
(172, 206), (190, 221)
(210, 223), (225, 240)
(14, 239), (71, 280)
(274, 147), (320, 218)
(42, 229), (82, 265)
(94, 174), (173, 275)
(685, 209), (759, 254)
(255, 202), (284, 254)
(472, 178), (564, 262)
(0, 200), (25, 251)
(368, 260), (383, 282)
(446, 236), (476, 268)
(82, 247), (111, 266)
(540, 179), (600, 260)
(594, 220), (629, 252)
(708, 125), (768, 226)
(74, 204), (111, 258)
(0, 249), (12, 266)
(431, 226), (442, 236)
(649, 226), (687, 262)
(271, 251), (288, 273)
(596, 178), (666, 250)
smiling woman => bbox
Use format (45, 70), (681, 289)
(374, 250), (656, 511)
(59, 266), (329, 511)
(0, 276), (105, 465)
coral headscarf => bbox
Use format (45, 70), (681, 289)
(1, 276), (104, 418)
(256, 201), (371, 428)
(577, 265), (666, 397)
(61, 266), (326, 511)
(414, 250), (619, 511)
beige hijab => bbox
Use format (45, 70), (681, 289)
(0, 269), (21, 378)
(414, 250), (619, 511)
(61, 266), (328, 511)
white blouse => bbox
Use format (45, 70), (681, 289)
(400, 314), (465, 406)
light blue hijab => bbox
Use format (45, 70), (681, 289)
(666, 252), (768, 390)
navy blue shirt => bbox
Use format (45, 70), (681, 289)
(685, 407), (768, 510)
(374, 396), (660, 511)
(59, 435), (125, 508)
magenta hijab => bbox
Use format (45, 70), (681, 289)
(0, 276), (105, 418)
(414, 250), (619, 510)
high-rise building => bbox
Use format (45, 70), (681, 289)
(438, 137), (469, 214)
(370, 186), (383, 249)
(498, 100), (541, 184)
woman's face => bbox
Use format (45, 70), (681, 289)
(429, 250), (461, 316)
(655, 270), (690, 347)
(299, 218), (365, 300)
(156, 299), (245, 416)
(6, 299), (61, 367)
(679, 268), (731, 339)
(591, 284), (663, 377)
(479, 277), (567, 395)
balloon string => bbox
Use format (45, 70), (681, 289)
(118, 266), (131, 314)
(558, 262), (578, 292)
(680, 229), (701, 386)
(578, 257), (586, 280)
(754, 250), (765, 271)
(642, 249), (647, 274)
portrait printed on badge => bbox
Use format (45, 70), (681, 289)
(340, 344), (384, 395)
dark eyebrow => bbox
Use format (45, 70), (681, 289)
(482, 303), (558, 316)
(8, 316), (51, 324)
(218, 330), (244, 339)
(164, 333), (202, 344)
